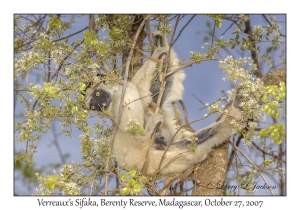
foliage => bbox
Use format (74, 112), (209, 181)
(14, 14), (286, 195)
(120, 170), (147, 195)
(125, 119), (145, 135)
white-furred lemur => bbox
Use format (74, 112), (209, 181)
(83, 31), (243, 175)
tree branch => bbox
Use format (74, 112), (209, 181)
(244, 15), (262, 78)
(229, 141), (275, 196)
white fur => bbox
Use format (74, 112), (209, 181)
(85, 31), (243, 175)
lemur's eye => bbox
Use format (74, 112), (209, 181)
(91, 106), (95, 109)
(96, 92), (100, 96)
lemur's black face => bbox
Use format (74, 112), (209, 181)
(88, 88), (112, 111)
(153, 34), (163, 47)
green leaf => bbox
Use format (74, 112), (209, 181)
(128, 170), (137, 176)
(46, 177), (57, 190)
(86, 129), (90, 137)
(120, 174), (127, 181)
(279, 93), (285, 100)
(121, 187), (129, 195)
(83, 31), (91, 37)
(215, 20), (222, 28)
(79, 82), (87, 91)
(80, 110), (88, 118)
(264, 159), (273, 165)
(216, 41), (224, 46)
(128, 179), (135, 187)
(84, 37), (92, 44)
(77, 94), (85, 102)
(271, 131), (280, 139)
(262, 95), (269, 103)
(274, 112), (280, 119)
(260, 129), (268, 137)
(261, 104), (269, 112)
(133, 185), (142, 194)
(49, 19), (58, 29)
(71, 106), (79, 114)
(21, 131), (28, 140)
(274, 137), (282, 144)
(271, 101), (279, 108)
(267, 109), (275, 117)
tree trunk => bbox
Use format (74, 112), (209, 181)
(122, 15), (147, 79)
(191, 142), (228, 195)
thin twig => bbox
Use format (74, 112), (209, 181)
(159, 165), (195, 195)
(229, 141), (275, 196)
(178, 100), (189, 126)
(173, 15), (196, 46)
(101, 61), (110, 73)
(221, 22), (235, 36)
(251, 141), (286, 163)
(47, 51), (51, 82)
(169, 15), (178, 22)
(262, 15), (286, 37)
(145, 18), (153, 46)
(211, 19), (216, 47)
(50, 39), (84, 81)
(53, 27), (88, 42)
(154, 54), (167, 113)
(192, 93), (206, 106)
(244, 15), (262, 78)
(228, 136), (242, 169)
(51, 123), (65, 165)
(90, 171), (98, 196)
(135, 47), (160, 62)
(165, 57), (218, 78)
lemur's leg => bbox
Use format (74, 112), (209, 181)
(150, 31), (173, 108)
(171, 92), (243, 150)
(131, 47), (168, 109)
(144, 92), (243, 175)
(149, 31), (189, 147)
(144, 114), (164, 138)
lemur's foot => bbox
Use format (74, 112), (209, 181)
(152, 31), (165, 47)
(152, 47), (168, 60)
